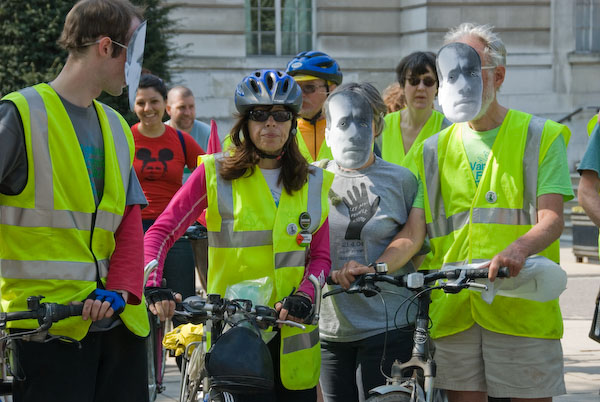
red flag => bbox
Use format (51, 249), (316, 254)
(206, 119), (221, 154)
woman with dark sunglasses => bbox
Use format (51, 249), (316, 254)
(144, 69), (333, 402)
(378, 51), (451, 172)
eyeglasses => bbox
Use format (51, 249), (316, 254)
(406, 76), (437, 87)
(80, 38), (128, 50)
(248, 110), (293, 122)
(299, 84), (327, 94)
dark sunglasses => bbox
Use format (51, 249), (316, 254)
(406, 76), (437, 87)
(299, 84), (327, 94)
(248, 109), (293, 122)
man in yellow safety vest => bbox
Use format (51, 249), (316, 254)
(0, 1), (151, 401)
(413, 23), (573, 401)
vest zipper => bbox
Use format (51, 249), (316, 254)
(90, 208), (104, 289)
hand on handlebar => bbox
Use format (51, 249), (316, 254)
(275, 292), (312, 327)
(488, 243), (526, 281)
(146, 287), (182, 321)
(82, 289), (127, 321)
(331, 260), (376, 289)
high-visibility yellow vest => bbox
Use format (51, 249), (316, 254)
(588, 115), (598, 136)
(296, 118), (333, 163)
(0, 84), (149, 340)
(416, 109), (570, 339)
(380, 109), (450, 173)
(202, 154), (332, 390)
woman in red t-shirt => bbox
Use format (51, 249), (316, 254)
(132, 74), (204, 326)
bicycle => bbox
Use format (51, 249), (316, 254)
(323, 264), (509, 402)
(174, 274), (322, 402)
(0, 296), (85, 400)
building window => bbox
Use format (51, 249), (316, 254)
(246, 0), (314, 56)
(575, 0), (600, 52)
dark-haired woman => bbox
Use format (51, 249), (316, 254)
(379, 51), (450, 171)
(144, 69), (333, 402)
(132, 74), (204, 322)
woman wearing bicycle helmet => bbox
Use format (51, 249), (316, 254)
(144, 69), (333, 402)
(285, 50), (343, 163)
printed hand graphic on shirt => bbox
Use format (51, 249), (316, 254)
(342, 183), (380, 240)
(136, 148), (173, 180)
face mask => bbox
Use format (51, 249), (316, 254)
(325, 92), (373, 169)
(125, 21), (147, 111)
(437, 42), (483, 123)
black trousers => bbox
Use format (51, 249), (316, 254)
(11, 324), (149, 402)
(320, 327), (414, 402)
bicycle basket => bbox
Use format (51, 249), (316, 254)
(205, 325), (274, 393)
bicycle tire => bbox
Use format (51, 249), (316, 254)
(366, 391), (413, 402)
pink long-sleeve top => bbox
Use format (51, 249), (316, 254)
(143, 163), (331, 302)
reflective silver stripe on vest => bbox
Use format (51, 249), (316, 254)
(0, 259), (109, 281)
(208, 159), (324, 249)
(282, 326), (319, 354)
(100, 104), (131, 192)
(275, 250), (306, 269)
(0, 206), (122, 233)
(424, 117), (546, 239)
(523, 116), (545, 220)
(21, 87), (53, 209)
(442, 259), (489, 269)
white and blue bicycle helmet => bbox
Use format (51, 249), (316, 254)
(234, 69), (302, 115)
(285, 51), (343, 85)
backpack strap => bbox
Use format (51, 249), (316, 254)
(176, 129), (187, 161)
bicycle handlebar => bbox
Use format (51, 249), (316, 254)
(0, 295), (84, 342)
(175, 295), (306, 330)
(323, 266), (511, 298)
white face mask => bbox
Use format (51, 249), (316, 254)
(125, 21), (147, 112)
(325, 92), (373, 169)
(437, 42), (483, 123)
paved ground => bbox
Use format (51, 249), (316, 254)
(156, 245), (600, 401)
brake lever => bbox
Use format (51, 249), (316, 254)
(276, 319), (306, 330)
(442, 269), (468, 294)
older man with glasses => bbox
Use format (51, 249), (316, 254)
(285, 51), (343, 163)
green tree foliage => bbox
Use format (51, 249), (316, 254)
(0, 0), (175, 124)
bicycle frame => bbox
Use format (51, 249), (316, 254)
(369, 290), (434, 402)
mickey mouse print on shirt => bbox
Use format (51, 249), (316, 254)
(136, 148), (174, 180)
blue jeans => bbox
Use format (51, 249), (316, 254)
(320, 327), (414, 402)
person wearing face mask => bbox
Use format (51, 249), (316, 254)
(285, 51), (342, 162)
(144, 69), (333, 402)
(318, 83), (426, 402)
(0, 1), (151, 401)
(379, 52), (450, 172)
(412, 23), (573, 401)
(133, 74), (204, 332)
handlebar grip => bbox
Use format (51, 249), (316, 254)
(497, 266), (510, 278)
(51, 303), (84, 322)
(325, 276), (336, 286)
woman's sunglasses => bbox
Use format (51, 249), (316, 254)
(248, 110), (293, 122)
(406, 77), (437, 87)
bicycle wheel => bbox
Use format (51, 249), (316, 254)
(366, 391), (413, 402)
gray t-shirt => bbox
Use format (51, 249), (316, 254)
(319, 156), (419, 342)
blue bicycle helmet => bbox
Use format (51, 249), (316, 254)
(285, 51), (343, 85)
(235, 69), (302, 115)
